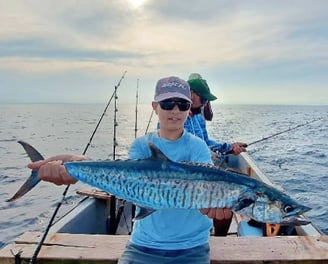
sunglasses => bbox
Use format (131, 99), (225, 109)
(159, 99), (191, 111)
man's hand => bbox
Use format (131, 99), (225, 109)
(28, 154), (89, 185)
(230, 142), (247, 155)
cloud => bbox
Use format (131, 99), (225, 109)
(0, 0), (327, 104)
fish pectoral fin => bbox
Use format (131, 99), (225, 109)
(134, 207), (156, 220)
(6, 170), (41, 202)
(233, 198), (255, 211)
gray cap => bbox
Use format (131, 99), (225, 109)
(154, 76), (191, 102)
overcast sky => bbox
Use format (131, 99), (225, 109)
(0, 0), (327, 105)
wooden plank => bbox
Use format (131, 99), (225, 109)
(0, 232), (327, 263)
(0, 232), (127, 264)
(210, 236), (328, 263)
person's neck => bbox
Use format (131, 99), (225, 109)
(191, 107), (201, 115)
(158, 128), (184, 141)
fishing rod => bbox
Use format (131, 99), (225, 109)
(224, 117), (323, 155)
(132, 79), (139, 225)
(28, 70), (127, 264)
(108, 72), (125, 234)
(145, 109), (154, 135)
(109, 78), (140, 235)
(135, 79), (139, 138)
(84, 70), (126, 156)
(112, 71), (128, 160)
(112, 81), (119, 160)
(246, 117), (323, 147)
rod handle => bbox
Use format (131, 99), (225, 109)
(225, 143), (248, 155)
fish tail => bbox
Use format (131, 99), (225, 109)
(18, 140), (45, 162)
(6, 141), (44, 202)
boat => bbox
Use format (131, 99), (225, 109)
(1, 151), (327, 263)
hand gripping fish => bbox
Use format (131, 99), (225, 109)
(7, 140), (311, 225)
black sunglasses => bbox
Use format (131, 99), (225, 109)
(159, 99), (191, 111)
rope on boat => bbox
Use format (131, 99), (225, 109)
(27, 71), (127, 264)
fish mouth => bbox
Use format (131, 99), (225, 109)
(280, 215), (311, 226)
(284, 204), (312, 218)
(280, 205), (311, 225)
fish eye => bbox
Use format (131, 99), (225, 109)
(284, 205), (294, 213)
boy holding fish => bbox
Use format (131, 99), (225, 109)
(28, 76), (230, 264)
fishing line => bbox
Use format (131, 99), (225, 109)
(28, 71), (127, 264)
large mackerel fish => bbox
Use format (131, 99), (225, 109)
(8, 140), (311, 225)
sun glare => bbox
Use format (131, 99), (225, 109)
(128, 0), (146, 7)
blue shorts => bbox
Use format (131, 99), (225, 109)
(118, 242), (210, 264)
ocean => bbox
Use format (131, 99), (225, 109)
(0, 103), (327, 248)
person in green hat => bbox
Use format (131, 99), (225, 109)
(185, 73), (247, 156)
(185, 73), (247, 236)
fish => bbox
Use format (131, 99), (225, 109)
(7, 140), (311, 225)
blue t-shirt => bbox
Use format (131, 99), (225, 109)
(128, 130), (213, 250)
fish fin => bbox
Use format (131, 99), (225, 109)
(18, 140), (45, 162)
(148, 143), (171, 162)
(233, 198), (255, 211)
(133, 207), (156, 220)
(6, 170), (41, 202)
(6, 141), (44, 202)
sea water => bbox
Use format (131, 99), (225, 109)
(0, 103), (327, 247)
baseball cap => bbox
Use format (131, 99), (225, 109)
(187, 73), (217, 101)
(154, 76), (191, 102)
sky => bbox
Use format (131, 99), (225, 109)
(0, 0), (327, 105)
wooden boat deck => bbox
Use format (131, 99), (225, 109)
(1, 232), (327, 263)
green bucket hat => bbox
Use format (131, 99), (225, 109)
(187, 78), (217, 101)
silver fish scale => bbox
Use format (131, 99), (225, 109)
(76, 166), (247, 209)
(12, 141), (311, 225)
